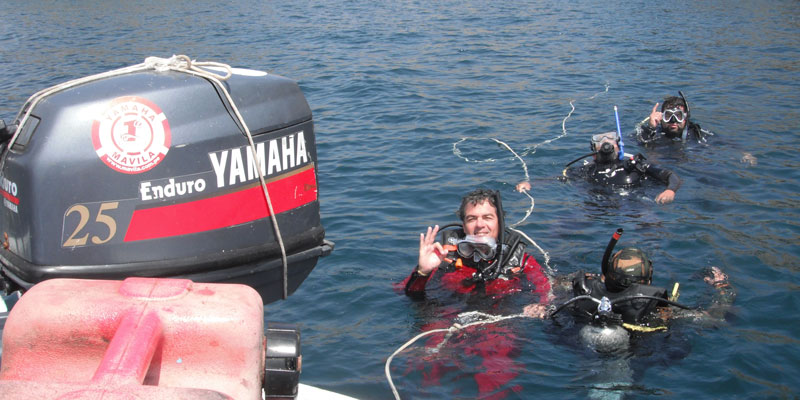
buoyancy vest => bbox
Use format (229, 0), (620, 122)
(571, 272), (668, 325)
(587, 153), (649, 189)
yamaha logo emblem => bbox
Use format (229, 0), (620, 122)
(92, 96), (171, 174)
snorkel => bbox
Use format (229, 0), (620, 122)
(678, 91), (691, 143)
(562, 108), (624, 175)
(614, 106), (624, 160)
(678, 91), (691, 119)
(601, 228), (623, 277)
(482, 190), (506, 281)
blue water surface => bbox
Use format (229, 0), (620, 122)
(1, 1), (799, 398)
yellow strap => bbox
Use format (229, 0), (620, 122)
(670, 282), (680, 302)
(622, 323), (668, 332)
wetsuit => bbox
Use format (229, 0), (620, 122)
(571, 272), (668, 325)
(636, 120), (709, 144)
(579, 153), (681, 192)
(403, 228), (551, 300)
(399, 228), (552, 398)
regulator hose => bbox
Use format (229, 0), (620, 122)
(563, 151), (597, 171)
(549, 293), (694, 318)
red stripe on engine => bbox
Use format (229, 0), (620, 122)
(1, 190), (19, 205)
(124, 167), (317, 242)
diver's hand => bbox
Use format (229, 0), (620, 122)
(418, 225), (445, 276)
(649, 102), (662, 128)
(655, 189), (675, 204)
(516, 181), (531, 193)
(704, 266), (729, 288)
(523, 303), (548, 319)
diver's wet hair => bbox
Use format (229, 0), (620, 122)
(661, 96), (688, 115)
(457, 188), (501, 221)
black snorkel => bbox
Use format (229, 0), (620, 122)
(601, 228), (624, 277)
(465, 190), (507, 283)
(491, 190), (505, 276)
(678, 91), (691, 143)
(678, 91), (691, 120)
(478, 190), (506, 281)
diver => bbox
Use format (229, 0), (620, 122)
(523, 228), (736, 349)
(404, 188), (552, 305)
(520, 229), (735, 400)
(559, 130), (682, 204)
(636, 92), (758, 166)
(636, 92), (709, 145)
(398, 188), (552, 398)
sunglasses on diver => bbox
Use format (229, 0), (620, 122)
(662, 108), (686, 123)
(456, 239), (497, 260)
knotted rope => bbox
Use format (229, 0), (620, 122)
(8, 55), (290, 298)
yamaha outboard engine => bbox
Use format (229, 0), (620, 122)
(0, 57), (333, 303)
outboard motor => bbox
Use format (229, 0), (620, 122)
(0, 57), (333, 303)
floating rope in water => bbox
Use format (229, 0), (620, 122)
(450, 84), (610, 271)
(8, 55), (291, 299)
(385, 311), (531, 400)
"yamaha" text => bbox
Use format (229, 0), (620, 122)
(209, 131), (309, 188)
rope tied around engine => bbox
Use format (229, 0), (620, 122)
(7, 55), (290, 299)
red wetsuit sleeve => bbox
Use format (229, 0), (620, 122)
(403, 266), (435, 295)
(522, 253), (552, 303)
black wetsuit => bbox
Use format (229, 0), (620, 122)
(636, 120), (708, 144)
(579, 153), (681, 192)
(571, 273), (668, 325)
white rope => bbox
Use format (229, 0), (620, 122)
(9, 55), (290, 298)
(519, 82), (609, 158)
(509, 226), (553, 276)
(492, 138), (535, 228)
(385, 311), (531, 400)
(449, 85), (610, 271)
(388, 85), (613, 399)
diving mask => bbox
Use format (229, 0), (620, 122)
(662, 108), (686, 123)
(591, 131), (619, 151)
(456, 235), (498, 261)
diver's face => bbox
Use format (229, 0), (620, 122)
(463, 200), (499, 239)
(593, 139), (619, 163)
(661, 105), (687, 135)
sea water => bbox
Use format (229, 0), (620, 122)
(1, 1), (798, 398)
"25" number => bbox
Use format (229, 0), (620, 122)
(62, 202), (119, 247)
